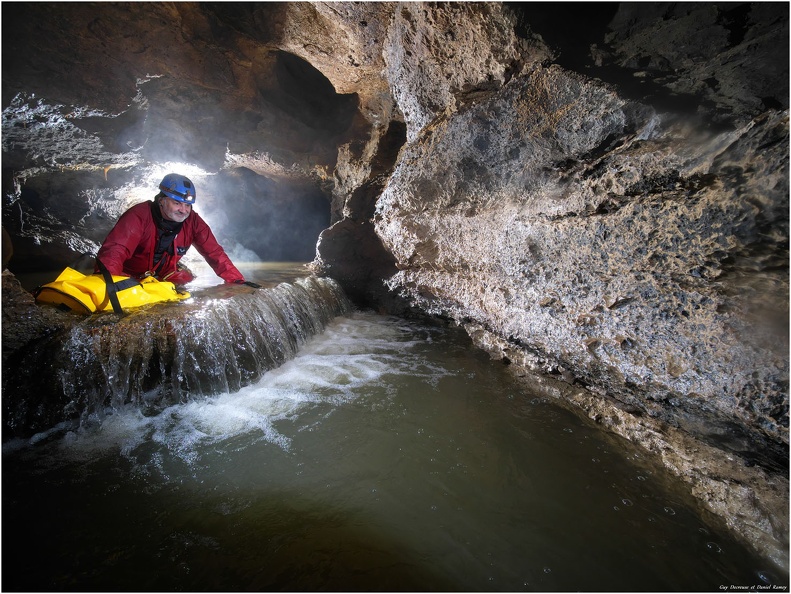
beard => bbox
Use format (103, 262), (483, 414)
(167, 210), (190, 223)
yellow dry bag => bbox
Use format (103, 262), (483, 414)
(34, 267), (190, 314)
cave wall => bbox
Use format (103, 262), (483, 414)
(1, 2), (355, 273)
(316, 1), (789, 565)
(377, 64), (789, 459)
(318, 2), (789, 463)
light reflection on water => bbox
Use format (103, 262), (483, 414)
(2, 310), (786, 592)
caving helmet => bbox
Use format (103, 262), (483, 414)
(159, 173), (196, 204)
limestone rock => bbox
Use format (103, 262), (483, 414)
(383, 2), (551, 141)
(375, 65), (788, 466)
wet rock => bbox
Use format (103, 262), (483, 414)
(1, 270), (77, 362)
(2, 270), (351, 440)
(377, 91), (788, 459)
(367, 3), (788, 567)
(2, 271), (81, 434)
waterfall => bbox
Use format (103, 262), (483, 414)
(3, 276), (352, 439)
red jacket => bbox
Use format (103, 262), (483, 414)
(96, 201), (244, 284)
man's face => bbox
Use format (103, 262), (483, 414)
(159, 196), (192, 223)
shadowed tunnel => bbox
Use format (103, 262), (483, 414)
(1, 2), (365, 277)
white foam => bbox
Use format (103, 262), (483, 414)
(18, 312), (455, 469)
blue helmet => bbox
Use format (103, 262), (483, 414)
(159, 173), (196, 204)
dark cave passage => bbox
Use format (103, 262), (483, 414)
(1, 37), (361, 277)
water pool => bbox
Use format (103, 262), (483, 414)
(2, 311), (785, 591)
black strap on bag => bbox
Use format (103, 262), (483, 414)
(95, 258), (140, 315)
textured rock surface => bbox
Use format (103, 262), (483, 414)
(376, 70), (788, 464)
(1, 1), (788, 567)
(365, 3), (788, 566)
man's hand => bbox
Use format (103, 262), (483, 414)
(234, 280), (262, 289)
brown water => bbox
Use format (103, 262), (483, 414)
(2, 307), (786, 592)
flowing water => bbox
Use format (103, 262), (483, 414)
(3, 266), (788, 592)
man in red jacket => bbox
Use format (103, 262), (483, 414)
(97, 173), (256, 286)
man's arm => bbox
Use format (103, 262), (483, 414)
(96, 205), (147, 276)
(189, 213), (245, 283)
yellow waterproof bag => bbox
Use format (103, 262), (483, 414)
(34, 267), (190, 314)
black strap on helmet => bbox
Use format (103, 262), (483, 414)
(159, 180), (194, 202)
